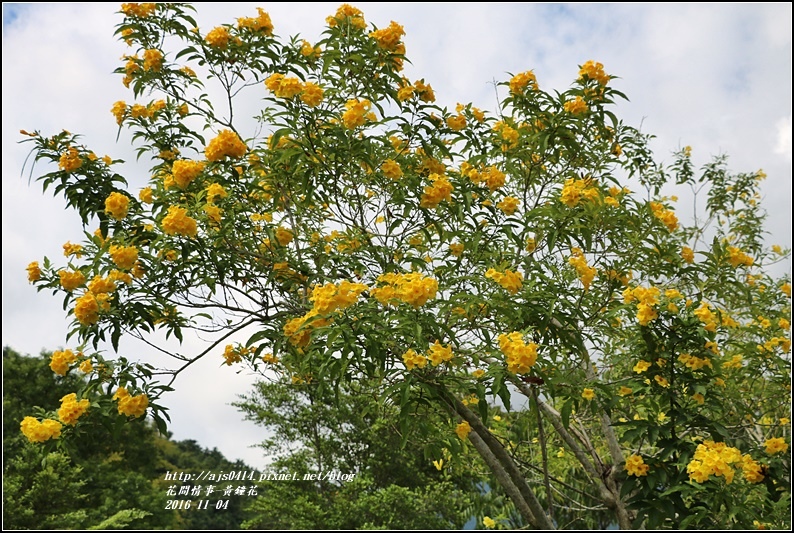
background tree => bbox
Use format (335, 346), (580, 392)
(3, 347), (252, 530)
(19, 3), (790, 529)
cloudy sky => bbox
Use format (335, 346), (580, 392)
(2, 3), (791, 469)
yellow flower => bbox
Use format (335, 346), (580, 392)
(625, 454), (649, 476)
(74, 292), (101, 325)
(446, 114), (467, 131)
(139, 187), (153, 204)
(782, 283), (791, 298)
(162, 205), (198, 237)
(483, 516), (496, 529)
(205, 26), (230, 48)
(579, 60), (610, 85)
(692, 393), (705, 405)
(237, 7), (274, 34)
(618, 386), (633, 396)
(50, 349), (78, 376)
(20, 417), (62, 443)
(455, 421), (471, 440)
(113, 387), (149, 418)
(205, 129), (247, 161)
(26, 261), (41, 283)
(342, 98), (373, 129)
(498, 332), (538, 374)
(427, 340), (454, 366)
(58, 393), (90, 425)
(563, 96), (588, 114)
(171, 159), (205, 189)
(765, 437), (788, 455)
(496, 196), (520, 215)
(432, 459), (444, 471)
(142, 48), (163, 71)
(369, 21), (405, 51)
(485, 268), (524, 294)
(582, 388), (595, 401)
(104, 192), (130, 220)
(510, 70), (538, 95)
(449, 243), (465, 257)
(654, 375), (670, 388)
(301, 82), (324, 107)
(79, 359), (93, 373)
(109, 245), (139, 270)
(381, 159), (403, 180)
(633, 360), (651, 373)
(58, 147), (82, 172)
(59, 269), (86, 292)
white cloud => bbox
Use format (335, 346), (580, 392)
(775, 116), (792, 160)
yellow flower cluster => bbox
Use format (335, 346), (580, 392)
(381, 159), (403, 180)
(205, 129), (247, 161)
(20, 417), (62, 443)
(162, 205), (198, 237)
(327, 3), (367, 30)
(498, 332), (538, 374)
(74, 292), (105, 325)
(446, 114), (467, 131)
(88, 275), (116, 294)
(650, 201), (679, 231)
(109, 244), (139, 270)
(59, 147), (82, 172)
(563, 96), (588, 114)
(50, 349), (78, 376)
(625, 454), (649, 476)
(63, 241), (83, 257)
(205, 26), (231, 48)
(369, 21), (405, 51)
(678, 353), (712, 371)
(455, 421), (472, 440)
(449, 243), (464, 257)
(310, 281), (368, 314)
(485, 268), (524, 294)
(59, 269), (86, 292)
(58, 393), (90, 425)
(427, 340), (454, 365)
(105, 192), (130, 220)
(693, 302), (718, 332)
(275, 227), (294, 246)
(300, 40), (322, 59)
(27, 261), (41, 282)
(681, 246), (695, 263)
(414, 79), (435, 102)
(301, 82), (324, 107)
(560, 177), (599, 207)
(420, 173), (453, 208)
(237, 8), (274, 34)
(765, 437), (788, 455)
(492, 121), (519, 149)
(120, 3), (156, 17)
(568, 248), (597, 291)
(265, 73), (305, 99)
(782, 283), (791, 297)
(113, 387), (149, 418)
(143, 48), (163, 71)
(470, 165), (507, 191)
(623, 285), (661, 326)
(222, 344), (251, 366)
(509, 70), (538, 95)
(496, 196), (520, 215)
(371, 272), (438, 307)
(687, 440), (755, 484)
(342, 99), (374, 128)
(578, 60), (610, 85)
(284, 280), (368, 347)
(726, 246), (754, 267)
(206, 183), (227, 203)
(172, 159), (205, 189)
(402, 348), (427, 370)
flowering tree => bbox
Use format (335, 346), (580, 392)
(21, 3), (790, 529)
